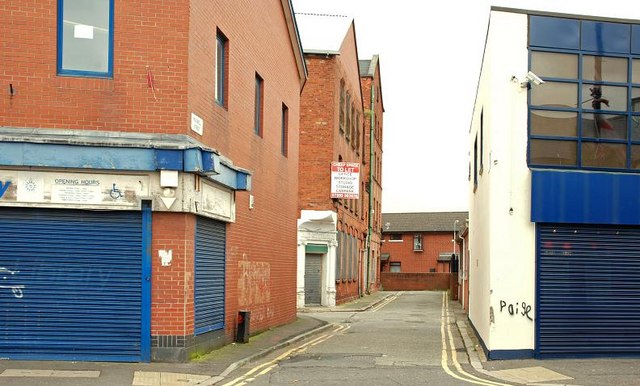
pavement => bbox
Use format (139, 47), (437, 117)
(1, 291), (640, 385)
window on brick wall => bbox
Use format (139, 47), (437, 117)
(346, 94), (352, 142)
(339, 81), (346, 134)
(254, 73), (264, 137)
(57, 0), (114, 77)
(390, 262), (401, 273)
(389, 233), (402, 242)
(215, 30), (228, 107)
(281, 103), (289, 156)
(413, 234), (423, 251)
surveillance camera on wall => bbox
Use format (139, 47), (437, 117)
(525, 71), (544, 86)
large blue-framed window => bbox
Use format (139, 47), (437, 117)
(57, 0), (114, 77)
(528, 16), (640, 172)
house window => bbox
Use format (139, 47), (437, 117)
(528, 16), (640, 172)
(281, 103), (289, 156)
(215, 30), (228, 107)
(390, 262), (401, 273)
(58, 0), (114, 77)
(389, 234), (402, 242)
(254, 73), (264, 137)
(413, 234), (423, 251)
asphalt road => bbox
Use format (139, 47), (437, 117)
(222, 291), (506, 386)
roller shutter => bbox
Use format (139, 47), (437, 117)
(194, 217), (226, 335)
(0, 207), (145, 361)
(537, 223), (640, 357)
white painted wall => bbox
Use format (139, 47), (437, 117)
(469, 10), (537, 353)
(297, 210), (338, 308)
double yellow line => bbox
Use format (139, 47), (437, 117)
(440, 292), (511, 386)
(222, 324), (350, 386)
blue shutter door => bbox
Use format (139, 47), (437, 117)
(0, 207), (145, 362)
(537, 223), (640, 358)
(194, 217), (226, 335)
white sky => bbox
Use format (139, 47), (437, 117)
(291, 0), (640, 213)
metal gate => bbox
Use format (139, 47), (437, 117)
(0, 207), (148, 362)
(194, 217), (226, 335)
(305, 254), (322, 305)
(537, 223), (640, 357)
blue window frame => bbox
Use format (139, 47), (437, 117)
(528, 16), (640, 172)
(57, 0), (114, 77)
(215, 30), (228, 107)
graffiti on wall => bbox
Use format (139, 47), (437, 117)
(0, 267), (24, 299)
(238, 260), (271, 307)
(499, 299), (533, 321)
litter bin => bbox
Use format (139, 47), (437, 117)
(236, 310), (250, 343)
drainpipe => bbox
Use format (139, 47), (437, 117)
(366, 82), (375, 294)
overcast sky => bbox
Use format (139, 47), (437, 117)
(291, 0), (640, 213)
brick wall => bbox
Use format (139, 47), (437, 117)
(381, 232), (454, 273)
(197, 0), (302, 335)
(298, 23), (367, 304)
(151, 212), (196, 337)
(2, 0), (190, 133)
(381, 272), (452, 291)
(3, 0), (303, 351)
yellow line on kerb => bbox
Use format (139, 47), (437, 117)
(440, 292), (512, 386)
(222, 324), (348, 386)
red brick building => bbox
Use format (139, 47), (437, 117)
(360, 56), (385, 293)
(0, 0), (305, 362)
(295, 14), (382, 307)
(380, 212), (468, 274)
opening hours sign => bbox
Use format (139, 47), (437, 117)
(330, 162), (360, 199)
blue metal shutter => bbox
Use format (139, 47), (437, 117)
(537, 223), (640, 358)
(194, 217), (226, 335)
(0, 207), (144, 362)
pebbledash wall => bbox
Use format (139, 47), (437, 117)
(0, 0), (305, 362)
(470, 7), (640, 360)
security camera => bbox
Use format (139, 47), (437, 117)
(525, 71), (544, 86)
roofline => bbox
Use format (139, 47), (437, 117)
(490, 6), (640, 24)
(282, 0), (308, 91)
(303, 49), (341, 56)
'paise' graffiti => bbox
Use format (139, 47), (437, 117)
(499, 300), (533, 321)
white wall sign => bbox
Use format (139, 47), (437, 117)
(191, 113), (204, 135)
(0, 170), (149, 209)
(330, 162), (360, 199)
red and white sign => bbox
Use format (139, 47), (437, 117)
(330, 162), (360, 199)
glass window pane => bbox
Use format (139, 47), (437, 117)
(633, 115), (640, 141)
(631, 146), (640, 169)
(582, 142), (627, 168)
(582, 84), (627, 111)
(632, 88), (640, 112)
(582, 56), (628, 83)
(531, 81), (577, 108)
(530, 110), (577, 137)
(61, 0), (110, 73)
(531, 52), (578, 79)
(633, 59), (640, 84)
(529, 139), (577, 166)
(582, 113), (627, 139)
